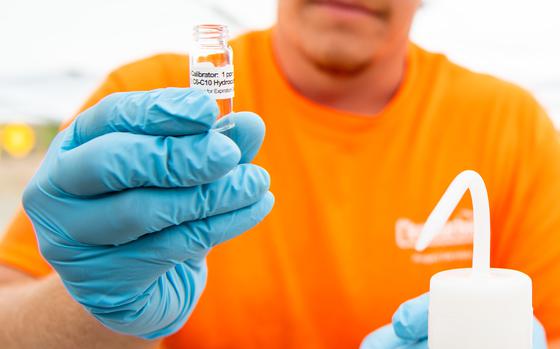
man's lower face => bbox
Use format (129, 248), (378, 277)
(278, 0), (420, 72)
(296, 2), (393, 73)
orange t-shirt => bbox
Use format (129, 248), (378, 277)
(2, 29), (560, 348)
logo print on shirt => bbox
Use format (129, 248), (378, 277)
(395, 209), (474, 264)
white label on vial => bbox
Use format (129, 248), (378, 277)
(190, 64), (234, 99)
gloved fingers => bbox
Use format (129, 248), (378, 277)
(52, 130), (241, 196)
(533, 318), (548, 348)
(360, 324), (427, 349)
(59, 164), (270, 245)
(124, 191), (274, 266)
(64, 88), (218, 149)
(217, 111), (266, 163)
(392, 293), (429, 341)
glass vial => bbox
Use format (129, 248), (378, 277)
(190, 24), (235, 132)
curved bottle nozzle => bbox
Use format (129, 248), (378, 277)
(415, 170), (491, 275)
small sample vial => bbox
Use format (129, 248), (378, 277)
(190, 24), (235, 132)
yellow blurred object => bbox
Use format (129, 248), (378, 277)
(1, 123), (36, 158)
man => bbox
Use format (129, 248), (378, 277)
(1, 0), (559, 348)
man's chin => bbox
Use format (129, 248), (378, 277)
(312, 54), (372, 76)
(300, 35), (376, 75)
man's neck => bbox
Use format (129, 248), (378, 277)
(272, 29), (408, 116)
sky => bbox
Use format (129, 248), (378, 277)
(0, 0), (559, 126)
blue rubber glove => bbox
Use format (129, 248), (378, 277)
(360, 294), (548, 349)
(22, 88), (274, 339)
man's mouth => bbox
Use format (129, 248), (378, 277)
(309, 0), (388, 19)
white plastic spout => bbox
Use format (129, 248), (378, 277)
(415, 170), (491, 275)
(419, 171), (533, 349)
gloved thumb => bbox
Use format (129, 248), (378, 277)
(216, 111), (265, 163)
(392, 293), (430, 341)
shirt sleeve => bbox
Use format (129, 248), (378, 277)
(492, 92), (560, 340)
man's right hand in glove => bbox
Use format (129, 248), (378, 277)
(22, 88), (274, 339)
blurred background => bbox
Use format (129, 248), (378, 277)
(1, 0), (559, 232)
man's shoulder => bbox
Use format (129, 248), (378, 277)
(414, 45), (552, 150)
(109, 53), (188, 91)
(414, 44), (538, 111)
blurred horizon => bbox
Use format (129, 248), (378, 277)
(0, 0), (559, 126)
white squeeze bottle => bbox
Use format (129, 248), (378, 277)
(416, 170), (533, 349)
